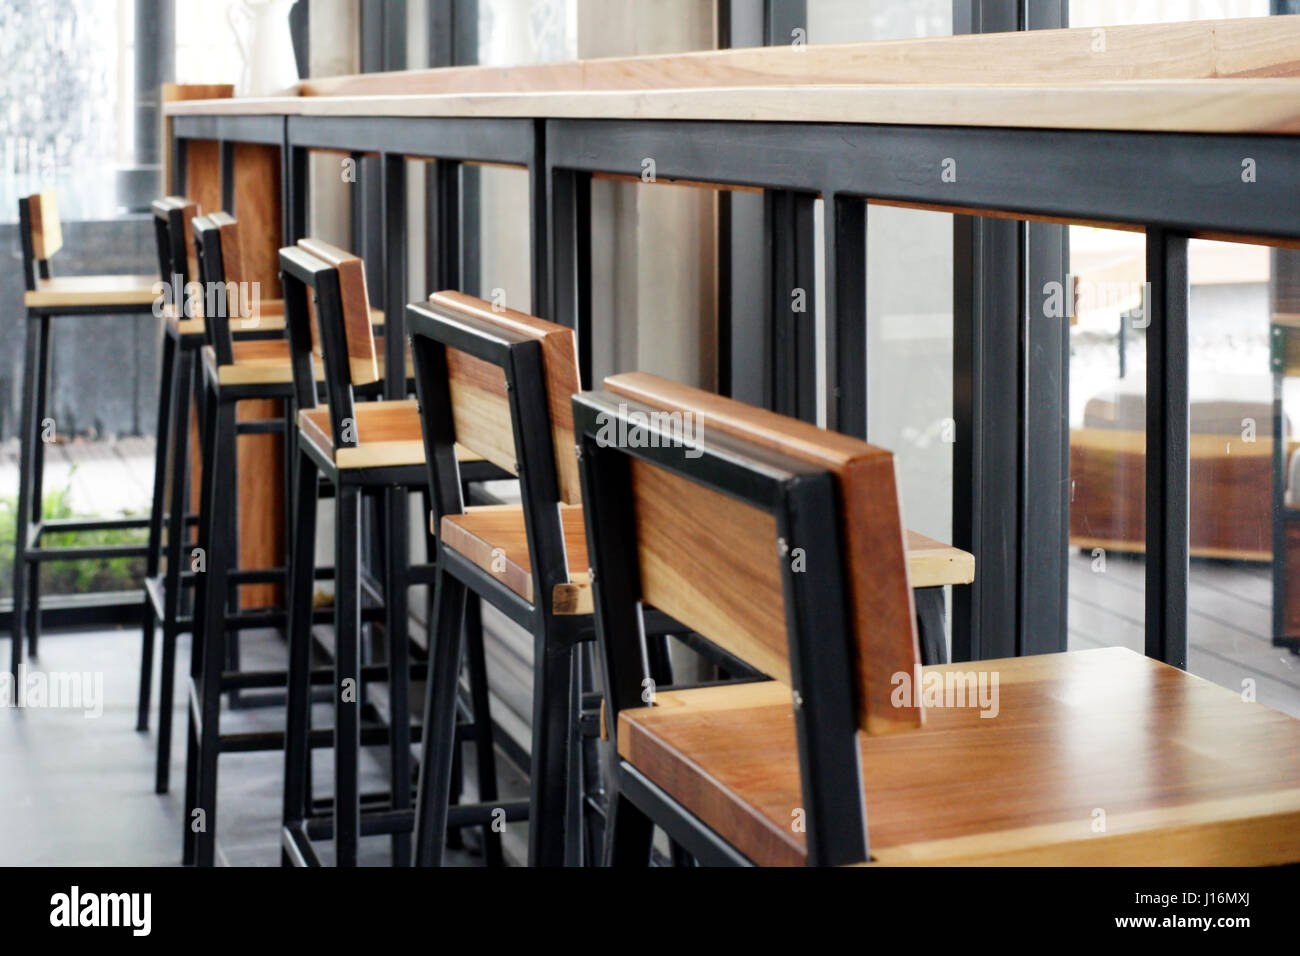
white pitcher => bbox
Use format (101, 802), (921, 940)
(228, 0), (300, 97)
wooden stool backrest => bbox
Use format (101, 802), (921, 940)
(296, 239), (380, 388)
(17, 191), (63, 290)
(406, 294), (582, 612)
(152, 197), (201, 316)
(192, 211), (255, 364)
(276, 239), (375, 455)
(603, 372), (922, 734)
(424, 290), (582, 506)
(572, 387), (909, 864)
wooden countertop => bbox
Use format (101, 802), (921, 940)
(166, 17), (1300, 134)
(164, 79), (1300, 134)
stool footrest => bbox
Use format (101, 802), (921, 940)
(37, 516), (149, 535)
(26, 543), (148, 561)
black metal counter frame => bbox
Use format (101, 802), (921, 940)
(171, 109), (1300, 673)
(546, 117), (1300, 670)
(284, 115), (546, 403)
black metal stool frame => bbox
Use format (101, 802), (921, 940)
(9, 195), (154, 679)
(276, 246), (506, 868)
(407, 300), (580, 868)
(136, 199), (291, 794)
(572, 389), (866, 867)
(182, 214), (389, 866)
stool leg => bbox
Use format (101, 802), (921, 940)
(603, 786), (654, 867)
(413, 563), (467, 866)
(564, 643), (585, 866)
(334, 482), (363, 867)
(578, 644), (605, 863)
(25, 562), (41, 662)
(27, 315), (51, 658)
(138, 328), (177, 732)
(915, 587), (949, 666)
(447, 734), (465, 850)
(9, 318), (40, 679)
(463, 595), (502, 866)
(157, 349), (194, 794)
(383, 486), (413, 866)
(282, 447), (319, 865)
(183, 380), (219, 865)
(193, 396), (235, 867)
(528, 630), (575, 867)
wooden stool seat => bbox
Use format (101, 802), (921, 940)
(202, 337), (409, 386)
(164, 302), (287, 338)
(617, 647), (1300, 866)
(24, 273), (159, 309)
(440, 504), (591, 613)
(296, 397), (482, 469)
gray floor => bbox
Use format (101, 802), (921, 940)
(0, 624), (530, 866)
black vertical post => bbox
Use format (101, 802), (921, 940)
(429, 159), (461, 292)
(528, 119), (548, 319)
(358, 0), (403, 296)
(1019, 0), (1070, 656)
(549, 164), (593, 387)
(286, 144), (308, 245)
(1145, 228), (1190, 669)
(952, 215), (1021, 663)
(382, 153), (408, 401)
(219, 140), (235, 211)
(764, 0), (807, 44)
(825, 195), (867, 437)
(1021, 219), (1070, 655)
(427, 1), (480, 296)
(718, 1), (781, 408)
(951, 0), (1020, 663)
(768, 190), (818, 423)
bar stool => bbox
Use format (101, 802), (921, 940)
(135, 197), (288, 794)
(8, 191), (158, 679)
(406, 293), (707, 867)
(570, 386), (918, 865)
(276, 240), (505, 867)
(183, 211), (323, 866)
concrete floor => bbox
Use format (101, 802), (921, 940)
(0, 624), (530, 866)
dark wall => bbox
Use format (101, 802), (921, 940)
(1, 216), (159, 441)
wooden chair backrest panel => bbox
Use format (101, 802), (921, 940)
(605, 371), (921, 734)
(429, 290), (582, 504)
(25, 191), (63, 260)
(444, 348), (518, 478)
(630, 457), (791, 683)
(210, 210), (245, 289)
(297, 238), (380, 387)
